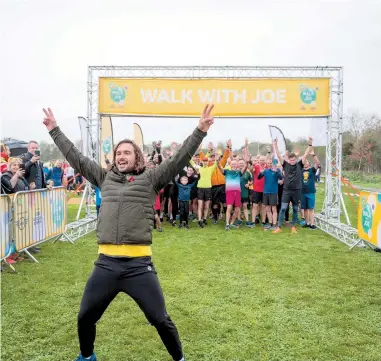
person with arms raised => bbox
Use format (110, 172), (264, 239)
(272, 136), (312, 234)
(42, 105), (215, 361)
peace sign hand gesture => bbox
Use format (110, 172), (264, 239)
(42, 108), (58, 132)
(198, 104), (215, 133)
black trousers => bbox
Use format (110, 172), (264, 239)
(169, 184), (179, 221)
(178, 200), (189, 224)
(78, 254), (183, 360)
(277, 185), (289, 222)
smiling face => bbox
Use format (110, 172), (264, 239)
(230, 159), (238, 171)
(288, 156), (297, 165)
(180, 176), (188, 185)
(186, 167), (194, 177)
(10, 161), (20, 173)
(304, 159), (310, 169)
(115, 143), (136, 173)
(266, 159), (272, 168)
(238, 159), (245, 170)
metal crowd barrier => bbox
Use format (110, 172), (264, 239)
(0, 194), (13, 267)
(9, 187), (68, 264)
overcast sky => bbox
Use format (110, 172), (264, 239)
(1, 0), (381, 149)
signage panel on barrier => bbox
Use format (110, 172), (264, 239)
(0, 195), (12, 260)
(99, 78), (330, 117)
(358, 191), (381, 247)
(13, 187), (68, 251)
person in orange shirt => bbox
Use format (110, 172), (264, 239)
(199, 140), (232, 224)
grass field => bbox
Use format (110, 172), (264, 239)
(352, 182), (381, 190)
(2, 198), (381, 361)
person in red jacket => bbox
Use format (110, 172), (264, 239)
(251, 146), (272, 228)
(0, 143), (10, 174)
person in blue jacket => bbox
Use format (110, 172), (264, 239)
(47, 160), (64, 186)
(175, 176), (196, 229)
(258, 159), (283, 230)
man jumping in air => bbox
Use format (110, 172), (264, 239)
(42, 104), (215, 361)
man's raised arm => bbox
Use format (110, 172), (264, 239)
(148, 105), (215, 192)
(302, 137), (313, 165)
(42, 108), (106, 188)
(273, 138), (284, 165)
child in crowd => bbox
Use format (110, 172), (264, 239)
(176, 176), (197, 229)
(46, 179), (54, 190)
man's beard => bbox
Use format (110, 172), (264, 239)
(118, 165), (136, 174)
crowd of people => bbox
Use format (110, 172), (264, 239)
(0, 132), (321, 269)
(144, 136), (321, 233)
(0, 141), (84, 195)
(0, 140), (85, 265)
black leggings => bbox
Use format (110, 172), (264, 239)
(78, 254), (183, 361)
(169, 184), (179, 220)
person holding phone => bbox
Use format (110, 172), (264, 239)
(21, 141), (46, 190)
(1, 158), (30, 194)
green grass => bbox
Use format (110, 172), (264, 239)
(2, 202), (381, 361)
(351, 182), (381, 190)
(67, 203), (86, 223)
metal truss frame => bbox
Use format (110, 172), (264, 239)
(75, 65), (365, 249)
(59, 216), (97, 243)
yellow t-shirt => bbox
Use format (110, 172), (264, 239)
(190, 160), (217, 188)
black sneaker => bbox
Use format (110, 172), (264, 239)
(302, 224), (310, 228)
(184, 223), (189, 229)
(203, 219), (207, 225)
(198, 220), (204, 228)
(172, 221), (176, 227)
(178, 223), (183, 229)
(213, 220), (218, 225)
(309, 225), (317, 230)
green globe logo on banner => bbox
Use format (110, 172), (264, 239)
(102, 136), (112, 155)
(300, 85), (317, 104)
(361, 203), (373, 234)
(109, 83), (127, 105)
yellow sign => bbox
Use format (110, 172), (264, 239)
(100, 116), (113, 168)
(13, 188), (68, 251)
(99, 78), (330, 117)
(357, 191), (381, 247)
